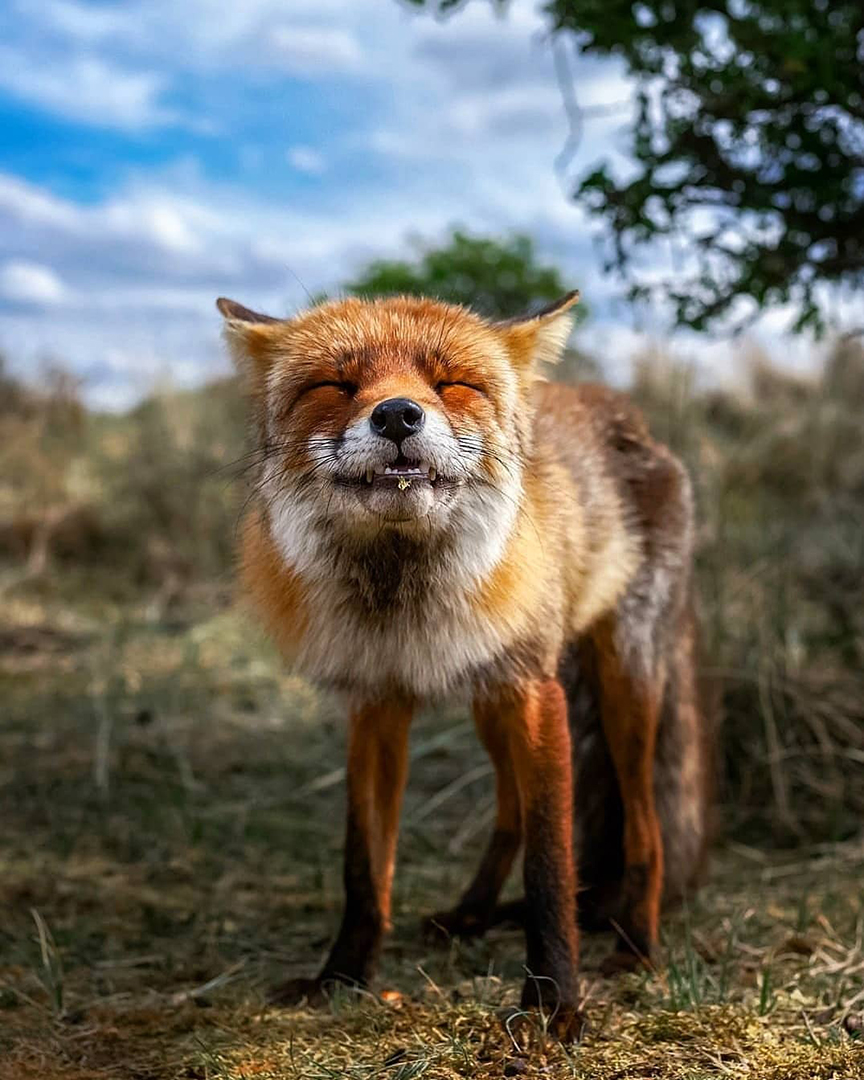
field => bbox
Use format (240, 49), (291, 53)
(1, 346), (863, 1077)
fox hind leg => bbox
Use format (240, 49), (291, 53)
(592, 613), (665, 971)
(424, 694), (523, 943)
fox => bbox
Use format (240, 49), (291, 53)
(217, 290), (710, 1038)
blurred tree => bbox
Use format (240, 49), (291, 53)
(408, 1), (864, 333)
(345, 229), (586, 320)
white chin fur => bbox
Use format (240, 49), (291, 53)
(265, 477), (522, 698)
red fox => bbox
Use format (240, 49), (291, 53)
(217, 291), (710, 1037)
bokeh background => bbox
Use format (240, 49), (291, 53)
(2, 2), (863, 1077)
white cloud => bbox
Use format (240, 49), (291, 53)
(0, 49), (177, 131)
(7, 0), (373, 91)
(21, 0), (128, 43)
(0, 173), (79, 231)
(0, 171), (235, 272)
(0, 260), (68, 305)
(267, 25), (362, 74)
(287, 146), (326, 175)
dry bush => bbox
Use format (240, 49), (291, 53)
(0, 365), (246, 600)
(90, 378), (247, 589)
(1, 341), (862, 843)
(0, 356), (96, 577)
(632, 339), (864, 844)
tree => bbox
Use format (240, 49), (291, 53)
(345, 230), (597, 380)
(345, 229), (585, 320)
(409, 1), (864, 333)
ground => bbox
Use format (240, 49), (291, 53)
(1, 579), (863, 1079)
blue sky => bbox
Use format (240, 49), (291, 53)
(0, 0), (834, 408)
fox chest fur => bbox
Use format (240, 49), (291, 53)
(242, 496), (558, 699)
(241, 442), (640, 701)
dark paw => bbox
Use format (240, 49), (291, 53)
(501, 1002), (587, 1046)
(267, 976), (331, 1007)
(422, 907), (487, 946)
(599, 948), (654, 976)
(268, 973), (367, 1007)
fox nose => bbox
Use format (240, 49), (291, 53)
(369, 397), (425, 444)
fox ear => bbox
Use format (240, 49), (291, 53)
(216, 297), (279, 325)
(216, 297), (282, 377)
(499, 290), (580, 369)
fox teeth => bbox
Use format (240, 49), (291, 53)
(364, 464), (438, 480)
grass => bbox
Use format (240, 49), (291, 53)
(1, 590), (863, 1079)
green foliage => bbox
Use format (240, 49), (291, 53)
(411, 1), (864, 333)
(345, 230), (583, 319)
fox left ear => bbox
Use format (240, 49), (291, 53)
(216, 297), (283, 378)
(216, 297), (279, 326)
(498, 290), (580, 369)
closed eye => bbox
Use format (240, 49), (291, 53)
(436, 380), (485, 396)
(303, 381), (357, 396)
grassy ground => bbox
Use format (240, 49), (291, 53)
(2, 586), (863, 1079)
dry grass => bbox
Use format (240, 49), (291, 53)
(630, 341), (864, 842)
(1, 594), (862, 1078)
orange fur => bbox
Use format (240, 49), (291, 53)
(218, 290), (710, 1029)
(344, 699), (413, 929)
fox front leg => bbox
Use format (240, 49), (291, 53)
(270, 698), (413, 1005)
(494, 677), (583, 1041)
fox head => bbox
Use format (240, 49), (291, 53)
(218, 292), (578, 575)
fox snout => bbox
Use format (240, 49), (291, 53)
(369, 397), (426, 445)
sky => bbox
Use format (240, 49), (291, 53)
(0, 0), (843, 409)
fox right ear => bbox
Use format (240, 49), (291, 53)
(498, 290), (580, 371)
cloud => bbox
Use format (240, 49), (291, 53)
(0, 260), (68, 305)
(0, 47), (179, 131)
(266, 26), (363, 74)
(287, 146), (327, 175)
(0, 171), (225, 275)
(20, 0), (128, 43)
(0, 173), (79, 231)
(6, 0), (371, 87)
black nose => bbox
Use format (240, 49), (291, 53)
(369, 397), (425, 443)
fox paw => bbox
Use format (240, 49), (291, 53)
(599, 948), (654, 976)
(270, 973), (368, 1007)
(422, 907), (487, 945)
(500, 1002), (587, 1046)
(267, 976), (331, 1007)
